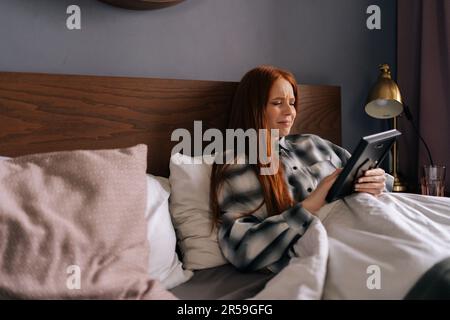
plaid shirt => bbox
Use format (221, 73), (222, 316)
(218, 134), (394, 273)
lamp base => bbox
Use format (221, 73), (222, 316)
(392, 175), (408, 192)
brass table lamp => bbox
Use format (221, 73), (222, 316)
(365, 64), (407, 192)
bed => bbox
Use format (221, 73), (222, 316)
(1, 72), (449, 300)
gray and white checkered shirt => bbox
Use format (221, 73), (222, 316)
(217, 133), (394, 273)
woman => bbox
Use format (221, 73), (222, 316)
(210, 65), (394, 273)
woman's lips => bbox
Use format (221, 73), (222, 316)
(277, 121), (292, 127)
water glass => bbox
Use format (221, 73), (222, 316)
(421, 165), (446, 196)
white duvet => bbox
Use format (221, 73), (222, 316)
(252, 192), (450, 300)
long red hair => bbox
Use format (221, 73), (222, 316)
(210, 65), (298, 227)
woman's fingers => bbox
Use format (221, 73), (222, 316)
(363, 168), (385, 176)
(355, 182), (384, 190)
(356, 168), (386, 190)
(357, 175), (386, 183)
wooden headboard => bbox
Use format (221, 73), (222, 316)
(0, 72), (341, 177)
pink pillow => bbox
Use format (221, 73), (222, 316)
(0, 145), (176, 299)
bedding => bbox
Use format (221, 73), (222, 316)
(168, 153), (227, 270)
(2, 149), (449, 300)
(252, 192), (450, 299)
(404, 257), (450, 299)
(145, 174), (193, 288)
(168, 151), (450, 299)
(0, 145), (176, 299)
(170, 264), (274, 300)
(0, 155), (191, 291)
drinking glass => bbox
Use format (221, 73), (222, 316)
(421, 165), (446, 196)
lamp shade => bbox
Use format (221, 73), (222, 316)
(365, 64), (403, 119)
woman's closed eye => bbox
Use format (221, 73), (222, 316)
(271, 100), (295, 106)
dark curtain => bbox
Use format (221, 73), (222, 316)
(397, 0), (450, 195)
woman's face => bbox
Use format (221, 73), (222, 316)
(265, 77), (297, 137)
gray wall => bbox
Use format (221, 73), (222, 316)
(0, 0), (396, 151)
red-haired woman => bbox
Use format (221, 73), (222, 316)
(210, 65), (393, 273)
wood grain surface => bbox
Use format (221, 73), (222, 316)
(0, 72), (341, 177)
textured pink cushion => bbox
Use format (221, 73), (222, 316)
(0, 145), (176, 299)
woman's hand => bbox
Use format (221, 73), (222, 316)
(302, 168), (343, 214)
(354, 168), (386, 197)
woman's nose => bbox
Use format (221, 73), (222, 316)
(283, 103), (294, 115)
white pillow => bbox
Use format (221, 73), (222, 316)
(168, 153), (228, 270)
(145, 174), (193, 288)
